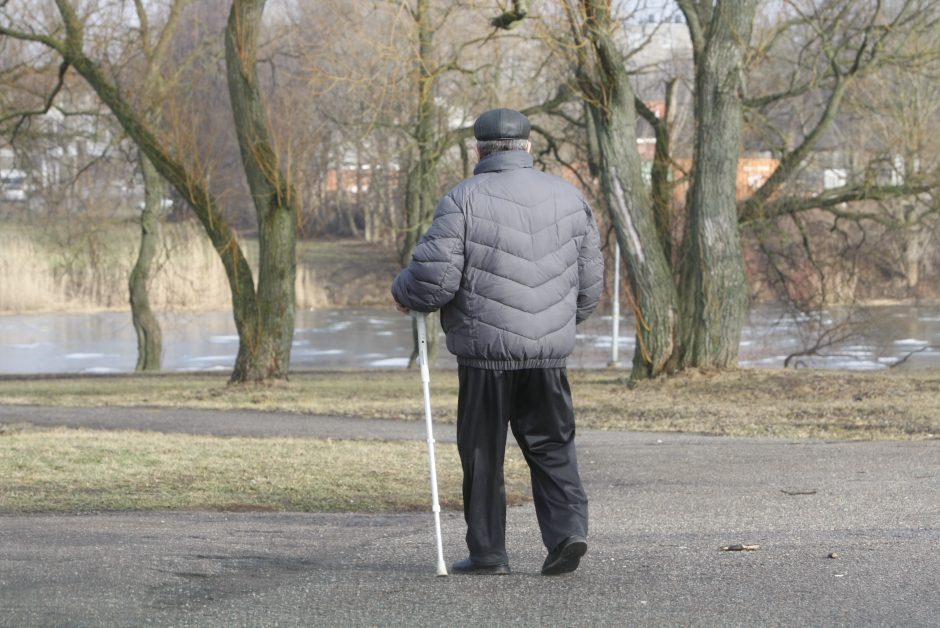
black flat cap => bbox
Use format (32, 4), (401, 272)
(473, 108), (531, 141)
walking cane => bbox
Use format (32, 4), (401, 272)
(414, 312), (448, 577)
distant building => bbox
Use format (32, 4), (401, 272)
(0, 148), (26, 203)
(0, 168), (28, 202)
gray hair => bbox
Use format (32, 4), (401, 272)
(476, 138), (530, 158)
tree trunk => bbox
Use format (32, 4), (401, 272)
(650, 79), (677, 264)
(128, 154), (164, 371)
(402, 157), (441, 368)
(243, 199), (296, 380)
(580, 0), (680, 378)
(225, 0), (297, 382)
(125, 0), (187, 373)
(357, 147), (373, 242)
(900, 219), (931, 295)
(584, 101), (601, 179)
(400, 0), (441, 367)
(677, 0), (757, 369)
(400, 155), (438, 268)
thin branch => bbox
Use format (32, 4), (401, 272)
(888, 345), (931, 368)
(784, 320), (860, 368)
(440, 83), (574, 150)
(0, 24), (66, 53)
(0, 60), (70, 140)
(530, 122), (591, 191)
(540, 106), (584, 129)
(634, 97), (661, 132)
(133, 0), (151, 57)
(743, 79), (818, 109)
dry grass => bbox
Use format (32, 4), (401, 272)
(574, 368), (940, 440)
(0, 221), (396, 313)
(0, 222), (234, 313)
(1, 368), (938, 440)
(0, 424), (531, 514)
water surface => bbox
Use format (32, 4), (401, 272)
(1, 304), (938, 374)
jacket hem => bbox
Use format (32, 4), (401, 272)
(456, 357), (568, 370)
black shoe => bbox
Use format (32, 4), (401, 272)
(541, 535), (587, 576)
(451, 558), (511, 575)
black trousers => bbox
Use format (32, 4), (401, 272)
(456, 366), (588, 565)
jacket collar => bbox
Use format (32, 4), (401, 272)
(473, 150), (534, 175)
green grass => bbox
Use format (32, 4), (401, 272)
(0, 424), (531, 514)
(1, 368), (938, 440)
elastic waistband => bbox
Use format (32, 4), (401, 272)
(456, 357), (568, 370)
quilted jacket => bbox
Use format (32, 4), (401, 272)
(392, 150), (604, 369)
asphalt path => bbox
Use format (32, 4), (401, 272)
(0, 405), (434, 441)
(1, 405), (939, 627)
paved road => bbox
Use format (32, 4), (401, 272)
(1, 405), (939, 627)
(0, 405), (438, 441)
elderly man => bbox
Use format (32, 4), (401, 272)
(392, 108), (604, 576)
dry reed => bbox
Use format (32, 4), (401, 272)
(0, 223), (390, 313)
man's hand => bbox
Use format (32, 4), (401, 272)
(394, 300), (410, 315)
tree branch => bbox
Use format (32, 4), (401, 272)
(738, 0), (940, 224)
(0, 23), (66, 53)
(744, 182), (935, 225)
(133, 0), (151, 57)
(675, 0), (706, 54)
(530, 122), (591, 191)
(634, 96), (661, 132)
(741, 73), (851, 218)
(888, 345), (932, 368)
(149, 0), (192, 73)
(743, 79), (818, 109)
(440, 83), (575, 149)
(0, 59), (70, 140)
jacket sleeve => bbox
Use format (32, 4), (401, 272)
(391, 193), (465, 313)
(576, 202), (604, 324)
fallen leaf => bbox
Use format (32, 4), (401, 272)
(720, 544), (760, 552)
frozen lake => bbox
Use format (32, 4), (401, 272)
(1, 304), (939, 374)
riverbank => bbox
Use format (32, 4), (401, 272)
(0, 222), (398, 313)
(1, 369), (937, 440)
(5, 218), (940, 315)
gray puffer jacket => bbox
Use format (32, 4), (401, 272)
(392, 150), (604, 369)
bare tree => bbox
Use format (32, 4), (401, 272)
(224, 0), (298, 380)
(547, 0), (940, 379)
(1, 0), (298, 382)
(128, 0), (193, 372)
(738, 0), (939, 222)
(556, 1), (682, 377)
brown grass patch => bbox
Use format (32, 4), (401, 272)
(0, 426), (531, 514)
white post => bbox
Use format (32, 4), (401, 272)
(608, 242), (621, 368)
(415, 313), (448, 577)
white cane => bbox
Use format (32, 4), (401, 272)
(414, 312), (448, 577)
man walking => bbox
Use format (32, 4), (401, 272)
(392, 108), (604, 576)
